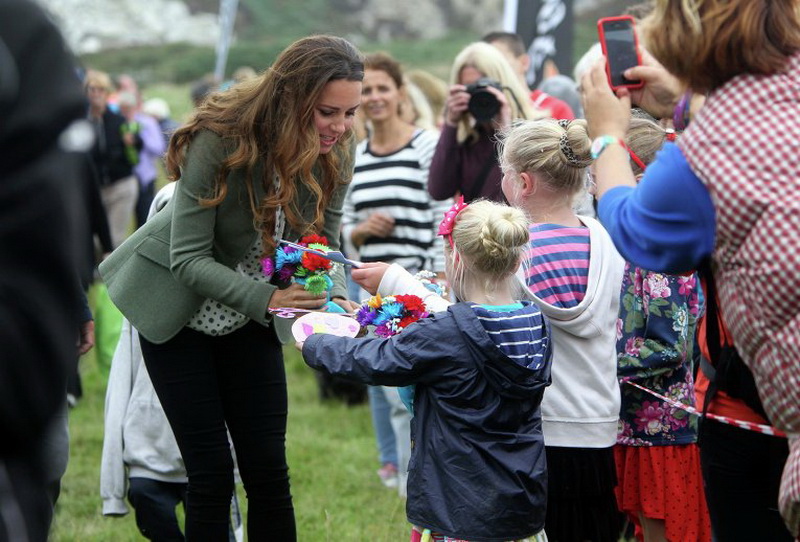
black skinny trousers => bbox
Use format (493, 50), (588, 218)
(140, 321), (295, 541)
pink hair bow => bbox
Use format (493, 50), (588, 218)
(437, 195), (468, 248)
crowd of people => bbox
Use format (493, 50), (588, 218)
(4, 0), (800, 540)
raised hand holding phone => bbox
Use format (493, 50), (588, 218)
(623, 48), (686, 120)
(597, 15), (644, 91)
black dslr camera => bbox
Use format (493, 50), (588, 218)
(466, 78), (503, 122)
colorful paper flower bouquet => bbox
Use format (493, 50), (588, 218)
(262, 234), (335, 296)
(355, 293), (429, 414)
(355, 293), (429, 338)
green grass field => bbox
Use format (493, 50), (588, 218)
(50, 333), (410, 541)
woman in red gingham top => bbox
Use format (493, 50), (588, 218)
(580, 0), (800, 537)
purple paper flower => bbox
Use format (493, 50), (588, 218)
(261, 257), (274, 276)
(277, 266), (295, 282)
(355, 305), (378, 326)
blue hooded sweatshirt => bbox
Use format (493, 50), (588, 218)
(303, 301), (552, 541)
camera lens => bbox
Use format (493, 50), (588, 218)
(466, 78), (502, 122)
(468, 90), (501, 122)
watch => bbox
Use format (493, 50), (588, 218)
(590, 135), (627, 159)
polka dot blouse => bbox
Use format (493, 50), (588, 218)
(187, 207), (284, 336)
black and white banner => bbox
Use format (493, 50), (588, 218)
(503, 0), (574, 88)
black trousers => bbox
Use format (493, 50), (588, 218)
(699, 419), (792, 542)
(128, 478), (187, 541)
(135, 180), (156, 229)
(128, 478), (244, 542)
(140, 321), (295, 541)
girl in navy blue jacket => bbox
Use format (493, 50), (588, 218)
(300, 199), (552, 542)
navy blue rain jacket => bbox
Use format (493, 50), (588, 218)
(303, 302), (552, 541)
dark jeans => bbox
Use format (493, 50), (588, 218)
(135, 180), (156, 229)
(140, 321), (295, 541)
(699, 419), (792, 542)
(128, 478), (243, 542)
(128, 478), (187, 541)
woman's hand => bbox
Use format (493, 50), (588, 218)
(624, 49), (685, 120)
(268, 283), (327, 310)
(444, 84), (470, 127)
(331, 296), (360, 313)
(295, 341), (304, 351)
(77, 319), (95, 356)
(486, 85), (512, 131)
(351, 212), (394, 248)
(351, 262), (390, 295)
(581, 58), (631, 140)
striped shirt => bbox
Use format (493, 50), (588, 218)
(471, 302), (548, 370)
(342, 129), (451, 273)
(522, 223), (591, 309)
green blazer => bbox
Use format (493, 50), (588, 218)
(99, 130), (352, 345)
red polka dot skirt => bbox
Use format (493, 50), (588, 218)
(614, 444), (711, 542)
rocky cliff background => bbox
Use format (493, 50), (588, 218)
(36, 0), (629, 86)
(38, 0), (517, 55)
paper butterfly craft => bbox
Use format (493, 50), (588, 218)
(291, 312), (361, 342)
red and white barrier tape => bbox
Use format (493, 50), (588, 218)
(625, 381), (787, 438)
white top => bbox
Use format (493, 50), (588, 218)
(516, 215), (625, 448)
(101, 184), (242, 517)
(342, 130), (451, 273)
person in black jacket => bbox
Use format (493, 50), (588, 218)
(85, 69), (141, 248)
(301, 199), (552, 542)
(0, 0), (91, 539)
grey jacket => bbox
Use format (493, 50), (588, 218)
(99, 129), (352, 344)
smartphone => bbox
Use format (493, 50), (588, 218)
(597, 15), (644, 90)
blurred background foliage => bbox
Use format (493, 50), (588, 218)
(79, 0), (635, 86)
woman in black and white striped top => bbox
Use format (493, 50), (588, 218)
(342, 52), (451, 279)
(341, 52), (451, 497)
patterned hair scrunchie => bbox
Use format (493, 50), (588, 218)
(559, 131), (582, 168)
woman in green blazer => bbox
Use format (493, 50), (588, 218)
(99, 35), (364, 540)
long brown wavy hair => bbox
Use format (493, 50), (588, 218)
(165, 35), (364, 256)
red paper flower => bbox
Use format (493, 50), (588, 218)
(302, 234), (329, 247)
(302, 251), (332, 272)
(395, 294), (426, 315)
(398, 315), (420, 329)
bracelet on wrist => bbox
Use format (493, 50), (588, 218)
(673, 91), (692, 131)
(590, 135), (626, 159)
(590, 135), (648, 171)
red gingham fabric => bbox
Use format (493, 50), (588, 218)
(678, 51), (800, 536)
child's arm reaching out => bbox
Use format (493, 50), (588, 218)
(353, 263), (451, 313)
(350, 262), (389, 295)
(301, 314), (449, 387)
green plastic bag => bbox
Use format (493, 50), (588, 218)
(91, 281), (123, 378)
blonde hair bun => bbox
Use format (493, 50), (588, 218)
(500, 118), (592, 197)
(451, 199), (529, 276)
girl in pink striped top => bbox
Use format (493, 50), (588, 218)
(523, 223), (590, 309)
(500, 118), (626, 542)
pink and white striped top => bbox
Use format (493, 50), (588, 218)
(522, 223), (591, 309)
